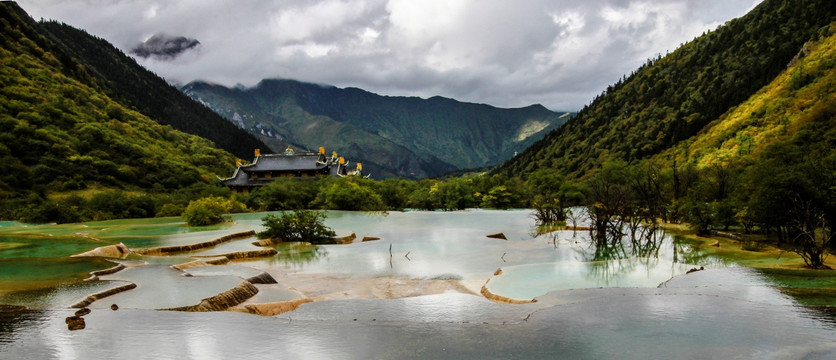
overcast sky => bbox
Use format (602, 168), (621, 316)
(19, 0), (761, 111)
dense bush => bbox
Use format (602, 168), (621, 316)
(312, 178), (385, 211)
(182, 196), (246, 226)
(257, 210), (336, 244)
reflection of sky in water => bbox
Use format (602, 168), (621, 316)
(3, 211), (836, 358)
(96, 265), (244, 309)
(2, 209), (754, 305)
(2, 286), (836, 359)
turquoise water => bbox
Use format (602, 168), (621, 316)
(2, 210), (836, 358)
(0, 209), (781, 303)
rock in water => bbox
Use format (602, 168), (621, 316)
(332, 233), (357, 244)
(71, 243), (131, 258)
(246, 272), (278, 284)
(66, 316), (86, 330)
(111, 304), (119, 311)
(486, 233), (508, 240)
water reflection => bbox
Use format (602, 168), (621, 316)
(2, 288), (836, 359)
(488, 225), (731, 299)
(2, 211), (836, 358)
(267, 242), (327, 268)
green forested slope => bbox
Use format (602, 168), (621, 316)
(0, 3), (236, 219)
(666, 24), (836, 169)
(496, 0), (836, 179)
(660, 23), (836, 232)
(32, 19), (270, 160)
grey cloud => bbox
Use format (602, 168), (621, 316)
(19, 0), (761, 110)
(131, 33), (200, 60)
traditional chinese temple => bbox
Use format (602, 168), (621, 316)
(218, 147), (363, 193)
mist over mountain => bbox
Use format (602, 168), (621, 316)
(32, 20), (269, 160)
(183, 79), (570, 178)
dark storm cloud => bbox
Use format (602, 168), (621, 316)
(131, 33), (200, 60)
(19, 0), (761, 110)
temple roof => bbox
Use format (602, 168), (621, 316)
(242, 153), (327, 172)
(218, 150), (361, 188)
(218, 167), (251, 186)
(218, 152), (332, 187)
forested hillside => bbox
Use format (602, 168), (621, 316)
(183, 79), (569, 178)
(496, 0), (836, 179)
(31, 16), (270, 160)
(660, 22), (836, 239)
(0, 3), (237, 221)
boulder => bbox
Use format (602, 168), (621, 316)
(65, 316), (86, 331)
(332, 232), (357, 244)
(71, 243), (130, 258)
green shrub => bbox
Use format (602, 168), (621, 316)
(182, 196), (239, 226)
(741, 240), (766, 252)
(312, 178), (385, 211)
(257, 210), (336, 244)
(156, 203), (185, 217)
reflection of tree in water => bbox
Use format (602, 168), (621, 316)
(575, 225), (726, 283)
(669, 234), (728, 267)
(267, 242), (328, 268)
(576, 226), (663, 262)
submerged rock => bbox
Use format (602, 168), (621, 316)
(71, 283), (137, 308)
(74, 308), (91, 316)
(223, 249), (278, 260)
(133, 230), (256, 256)
(85, 263), (127, 281)
(0, 304), (28, 312)
(239, 298), (312, 316)
(192, 249), (278, 261)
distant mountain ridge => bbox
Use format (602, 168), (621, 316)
(183, 79), (569, 178)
